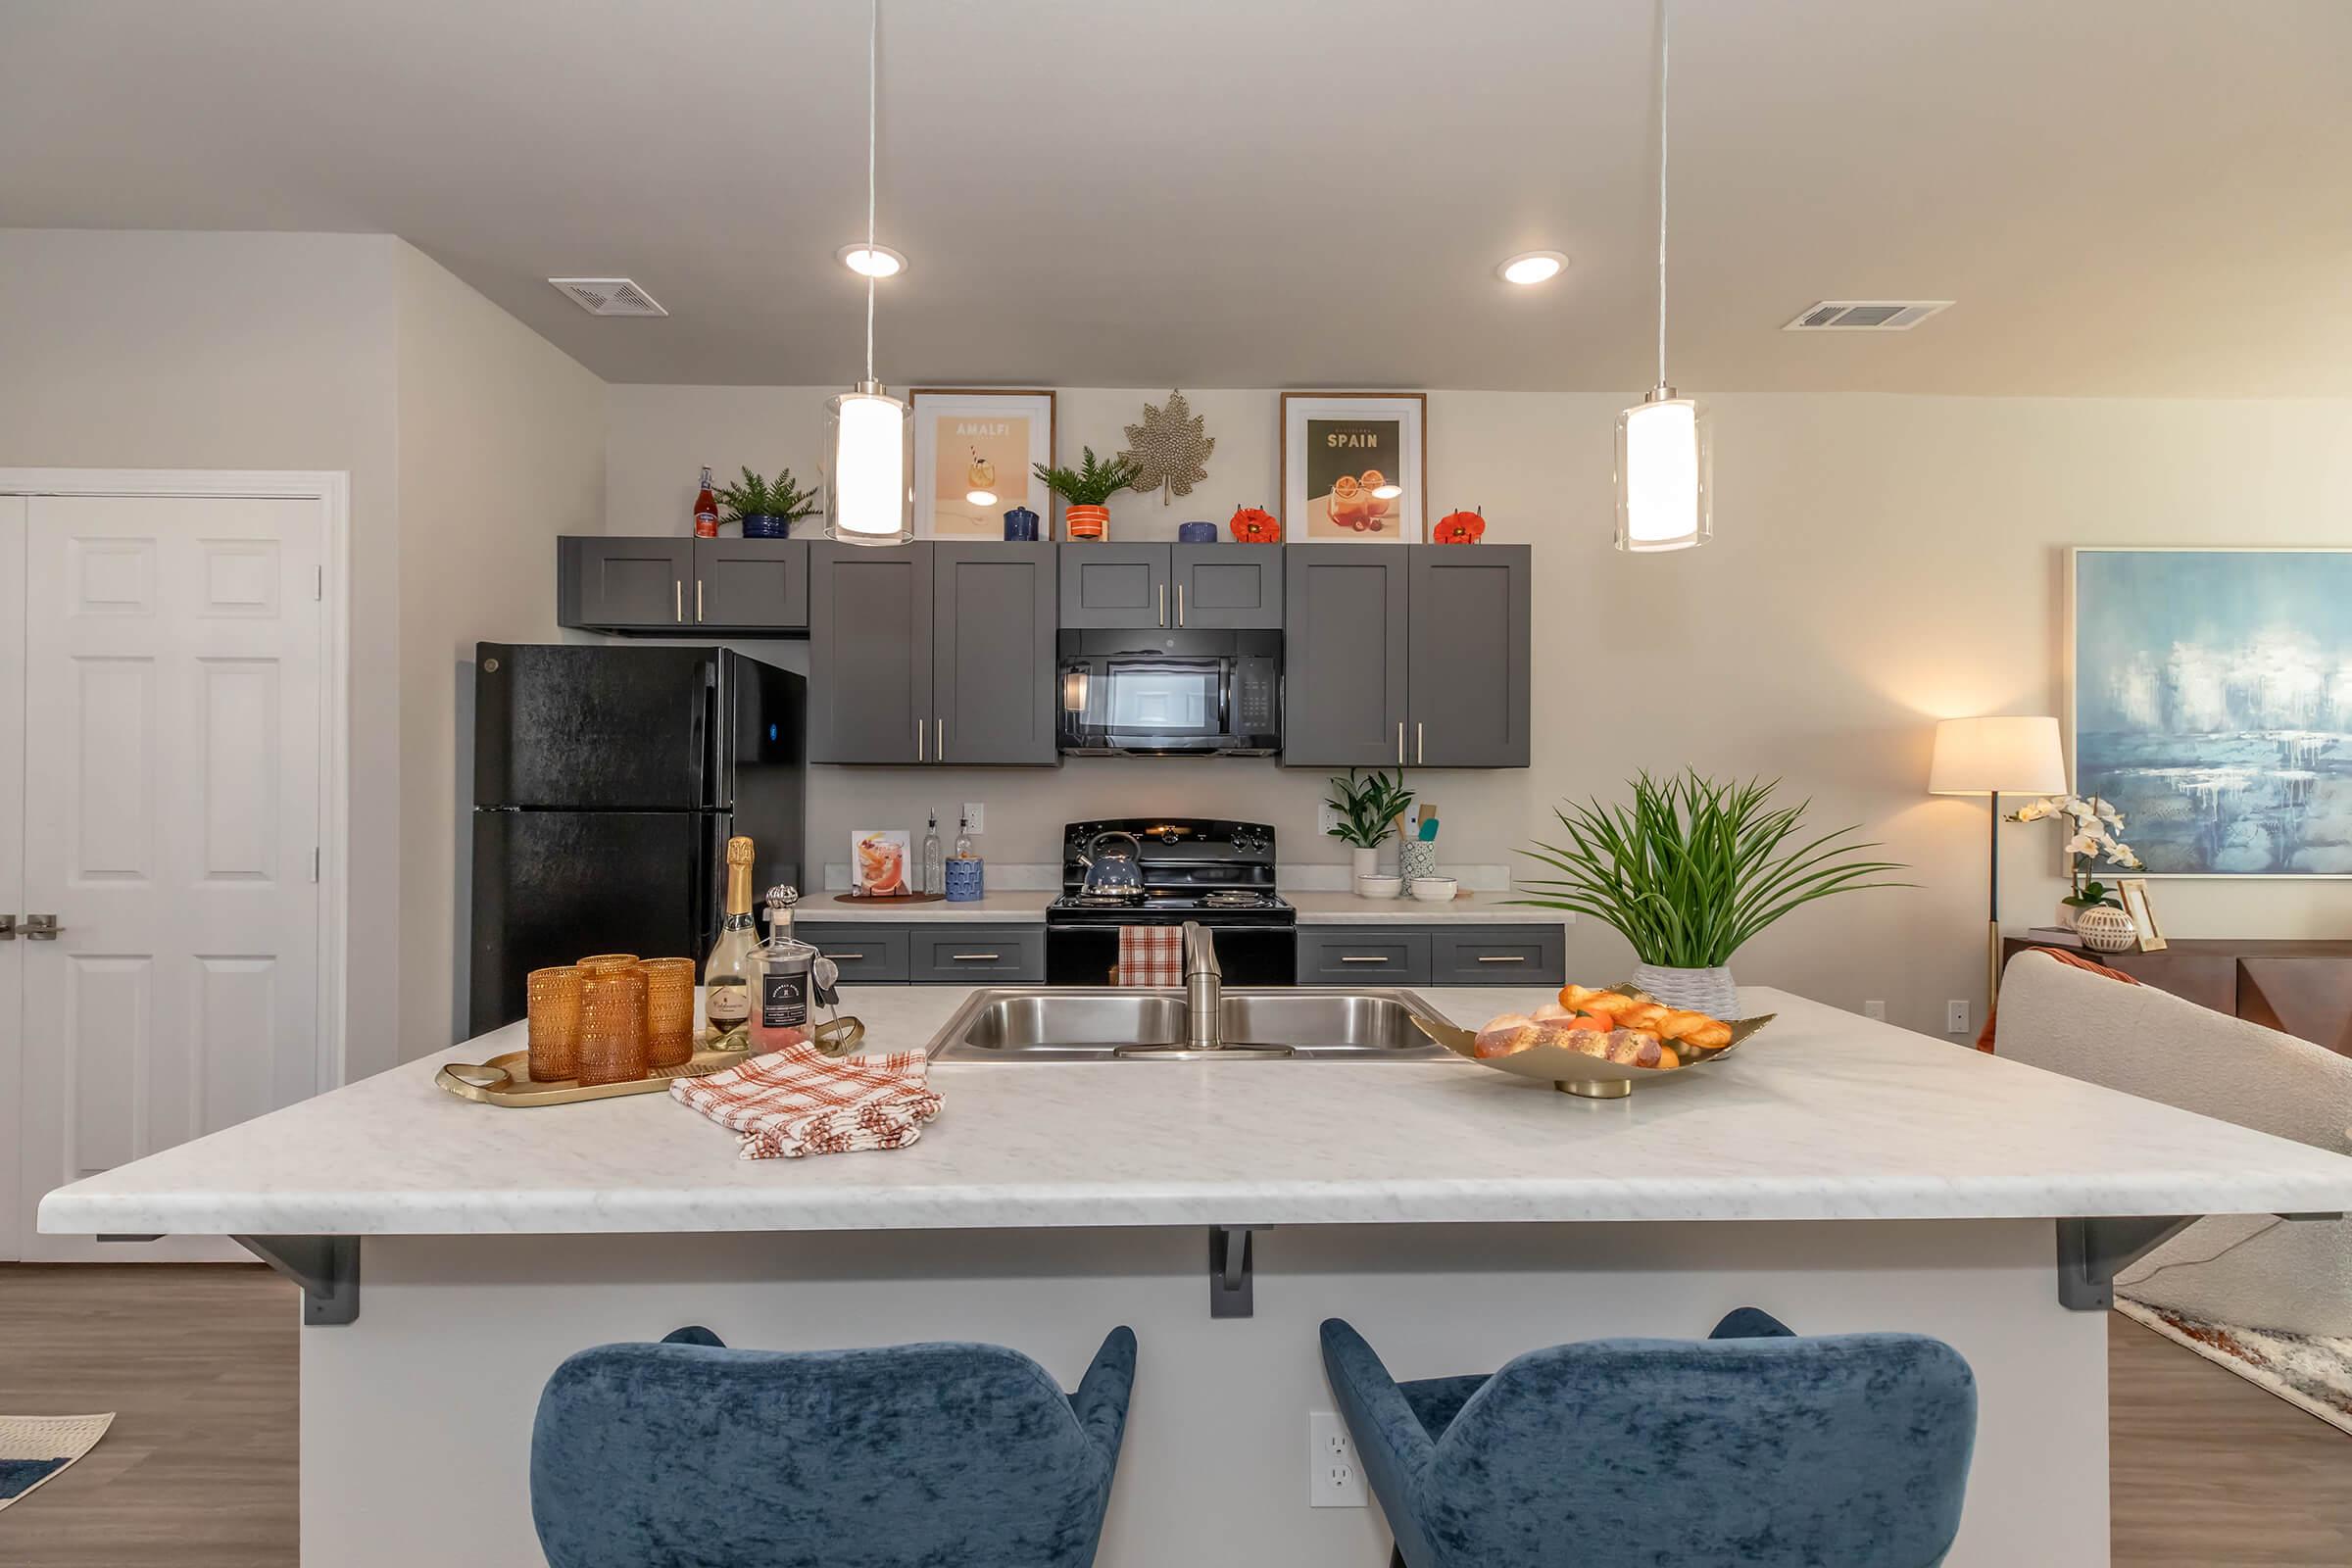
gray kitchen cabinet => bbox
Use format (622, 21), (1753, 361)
(1282, 546), (1410, 767)
(933, 543), (1058, 765)
(1428, 925), (1565, 986)
(808, 544), (932, 764)
(694, 538), (808, 630)
(906, 924), (1046, 984)
(1171, 544), (1283, 628)
(1058, 543), (1172, 628)
(1297, 927), (1430, 984)
(796, 922), (911, 984)
(1407, 545), (1530, 767)
(558, 536), (694, 630)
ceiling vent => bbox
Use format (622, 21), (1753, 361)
(548, 277), (667, 318)
(1783, 300), (1952, 331)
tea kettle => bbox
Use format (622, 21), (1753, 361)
(1077, 830), (1146, 899)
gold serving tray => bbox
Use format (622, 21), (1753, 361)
(1411, 985), (1774, 1100)
(434, 1015), (870, 1106)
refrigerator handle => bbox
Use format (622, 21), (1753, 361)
(692, 661), (717, 807)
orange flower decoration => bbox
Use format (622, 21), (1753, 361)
(1228, 506), (1282, 544)
(1434, 508), (1487, 545)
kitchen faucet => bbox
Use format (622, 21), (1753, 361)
(1183, 921), (1222, 1051)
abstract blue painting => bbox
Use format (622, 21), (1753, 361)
(2074, 549), (2352, 876)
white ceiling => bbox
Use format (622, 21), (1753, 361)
(5, 0), (2349, 394)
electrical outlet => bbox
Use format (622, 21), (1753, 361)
(1862, 1000), (1886, 1022)
(1308, 1413), (1366, 1507)
(1946, 1000), (1971, 1035)
(960, 802), (985, 835)
(1317, 803), (1344, 837)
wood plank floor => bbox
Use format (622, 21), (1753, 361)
(1, 1264), (2346, 1565)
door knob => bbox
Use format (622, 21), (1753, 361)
(0, 914), (14, 940)
(24, 913), (61, 941)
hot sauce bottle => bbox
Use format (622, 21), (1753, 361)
(693, 465), (720, 539)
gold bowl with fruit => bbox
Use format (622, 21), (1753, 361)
(1412, 983), (1774, 1099)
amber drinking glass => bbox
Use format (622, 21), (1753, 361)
(576, 964), (649, 1087)
(576, 953), (641, 977)
(641, 957), (697, 1069)
(525, 965), (584, 1082)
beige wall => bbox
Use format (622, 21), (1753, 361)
(395, 245), (605, 1054)
(610, 383), (2352, 1035)
(0, 228), (409, 1079)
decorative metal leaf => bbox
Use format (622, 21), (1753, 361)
(1120, 389), (1214, 504)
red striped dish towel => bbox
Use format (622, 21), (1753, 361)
(1117, 925), (1182, 987)
(669, 1040), (941, 1159)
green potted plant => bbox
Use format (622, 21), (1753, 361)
(716, 466), (821, 538)
(1325, 767), (1416, 889)
(1512, 771), (1908, 1015)
(1032, 447), (1139, 540)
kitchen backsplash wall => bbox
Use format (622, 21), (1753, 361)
(608, 383), (2352, 1034)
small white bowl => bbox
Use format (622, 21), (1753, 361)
(1354, 874), (1403, 900)
(1409, 876), (1458, 903)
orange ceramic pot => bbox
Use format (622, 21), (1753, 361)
(1064, 504), (1109, 540)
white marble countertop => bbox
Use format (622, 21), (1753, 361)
(1283, 891), (1563, 925)
(41, 985), (2352, 1239)
(801, 892), (1053, 923)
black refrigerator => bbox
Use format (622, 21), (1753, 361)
(468, 643), (806, 1035)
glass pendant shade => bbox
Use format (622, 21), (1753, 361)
(1614, 391), (1711, 553)
(822, 382), (911, 543)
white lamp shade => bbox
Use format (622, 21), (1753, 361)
(822, 388), (911, 543)
(1928, 715), (2069, 796)
(1614, 395), (1712, 552)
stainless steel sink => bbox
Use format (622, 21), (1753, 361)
(927, 987), (1457, 1061)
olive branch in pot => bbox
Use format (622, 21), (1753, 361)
(1509, 771), (1911, 968)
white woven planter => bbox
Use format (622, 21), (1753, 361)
(1631, 962), (1740, 1017)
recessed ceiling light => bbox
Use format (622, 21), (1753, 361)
(838, 243), (906, 278)
(1497, 251), (1567, 286)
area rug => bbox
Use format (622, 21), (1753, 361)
(0, 1413), (114, 1512)
(2117, 1296), (2352, 1437)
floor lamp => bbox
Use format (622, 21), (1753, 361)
(1929, 716), (2069, 1007)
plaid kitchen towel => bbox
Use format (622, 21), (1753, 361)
(1117, 925), (1183, 987)
(669, 1040), (941, 1159)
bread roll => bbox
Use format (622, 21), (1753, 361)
(1532, 1002), (1570, 1021)
(1536, 1018), (1610, 1057)
(1615, 1001), (1669, 1029)
(1474, 1014), (1542, 1058)
(1682, 1022), (1733, 1051)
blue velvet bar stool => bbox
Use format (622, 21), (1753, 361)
(1321, 1309), (1976, 1568)
(532, 1323), (1137, 1568)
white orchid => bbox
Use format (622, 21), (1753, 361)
(2011, 799), (2054, 822)
(2008, 792), (2140, 904)
(2063, 832), (2102, 858)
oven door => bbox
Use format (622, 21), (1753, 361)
(1058, 656), (1231, 754)
(1046, 919), (1297, 986)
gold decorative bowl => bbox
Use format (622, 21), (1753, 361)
(1411, 986), (1774, 1099)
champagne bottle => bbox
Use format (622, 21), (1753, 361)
(704, 837), (760, 1034)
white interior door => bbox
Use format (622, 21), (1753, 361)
(0, 497), (23, 1259)
(16, 494), (324, 1261)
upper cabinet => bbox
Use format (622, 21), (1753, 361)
(1056, 543), (1282, 630)
(1283, 544), (1529, 769)
(559, 536), (808, 633)
(808, 541), (1056, 767)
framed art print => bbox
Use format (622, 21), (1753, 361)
(911, 389), (1055, 539)
(2071, 546), (2352, 876)
(1281, 392), (1426, 542)
(2118, 878), (2167, 951)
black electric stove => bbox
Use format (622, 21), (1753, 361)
(1045, 818), (1297, 985)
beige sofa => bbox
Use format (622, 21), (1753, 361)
(1996, 949), (2352, 1337)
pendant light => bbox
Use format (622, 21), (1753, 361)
(821, 0), (911, 544)
(1614, 0), (1711, 553)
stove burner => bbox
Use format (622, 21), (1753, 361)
(1066, 892), (1142, 907)
(1199, 890), (1272, 908)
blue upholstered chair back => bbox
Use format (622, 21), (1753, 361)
(1324, 1315), (1976, 1568)
(532, 1325), (1136, 1568)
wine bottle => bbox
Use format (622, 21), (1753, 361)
(704, 836), (760, 1034)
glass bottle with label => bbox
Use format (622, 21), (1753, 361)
(921, 812), (944, 896)
(693, 465), (720, 538)
(703, 836), (760, 1040)
(750, 885), (816, 1053)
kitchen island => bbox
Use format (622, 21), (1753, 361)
(43, 985), (2352, 1567)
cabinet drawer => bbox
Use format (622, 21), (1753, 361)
(907, 924), (1046, 984)
(796, 923), (910, 984)
(1430, 926), (1565, 986)
(1296, 928), (1430, 985)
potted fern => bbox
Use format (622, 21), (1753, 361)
(1033, 447), (1139, 540)
(716, 466), (821, 538)
(1512, 771), (1908, 1015)
(1325, 767), (1415, 887)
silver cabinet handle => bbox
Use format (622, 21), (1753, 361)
(917, 717), (925, 762)
(1157, 583), (1166, 627)
(0, 914), (16, 940)
(1416, 721), (1424, 764)
(696, 578), (705, 622)
(674, 580), (684, 622)
(1476, 955), (1527, 963)
(951, 953), (1002, 962)
(821, 952), (866, 960)
(24, 914), (61, 942)
(936, 718), (945, 760)
(1177, 583), (1186, 625)
(1339, 955), (1389, 963)
(1397, 721), (1405, 764)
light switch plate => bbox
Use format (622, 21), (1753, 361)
(961, 802), (985, 834)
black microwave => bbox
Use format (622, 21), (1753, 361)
(1056, 629), (1282, 756)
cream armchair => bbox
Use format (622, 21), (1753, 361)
(1996, 949), (2352, 1336)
